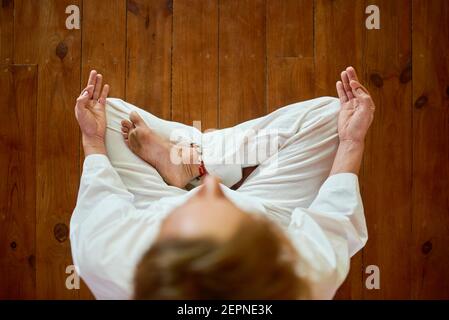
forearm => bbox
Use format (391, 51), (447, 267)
(74, 152), (134, 216)
(330, 140), (364, 175)
(82, 134), (107, 156)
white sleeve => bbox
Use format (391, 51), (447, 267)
(70, 155), (160, 299)
(287, 173), (368, 299)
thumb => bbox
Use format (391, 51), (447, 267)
(76, 90), (89, 106)
(350, 80), (370, 98)
(76, 84), (94, 106)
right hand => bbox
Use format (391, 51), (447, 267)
(335, 67), (375, 145)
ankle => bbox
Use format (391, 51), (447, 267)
(183, 145), (201, 180)
(184, 162), (200, 182)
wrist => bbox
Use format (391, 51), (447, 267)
(330, 140), (365, 176)
(339, 139), (365, 153)
(82, 134), (106, 156)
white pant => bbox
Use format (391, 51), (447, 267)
(104, 97), (340, 223)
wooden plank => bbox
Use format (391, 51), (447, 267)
(314, 0), (365, 299)
(219, 0), (266, 128)
(14, 0), (82, 299)
(82, 0), (126, 99)
(172, 0), (218, 130)
(267, 0), (313, 58)
(362, 0), (412, 299)
(126, 0), (172, 119)
(412, 0), (449, 299)
(268, 58), (315, 111)
(0, 0), (14, 64)
(267, 0), (314, 111)
(315, 0), (365, 97)
(0, 64), (37, 299)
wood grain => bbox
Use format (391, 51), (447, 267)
(315, 0), (365, 97)
(0, 64), (37, 299)
(219, 0), (266, 127)
(14, 0), (82, 299)
(268, 58), (315, 111)
(362, 0), (412, 299)
(412, 0), (449, 299)
(267, 0), (314, 111)
(126, 0), (172, 118)
(0, 0), (14, 64)
(82, 0), (126, 99)
(172, 0), (218, 130)
(267, 0), (313, 58)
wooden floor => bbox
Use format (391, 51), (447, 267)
(1, 0), (448, 299)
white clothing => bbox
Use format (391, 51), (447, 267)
(70, 97), (368, 300)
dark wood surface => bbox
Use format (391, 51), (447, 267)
(0, 0), (448, 299)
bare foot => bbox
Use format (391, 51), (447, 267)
(121, 112), (200, 188)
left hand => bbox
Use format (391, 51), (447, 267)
(335, 67), (375, 145)
(75, 70), (109, 144)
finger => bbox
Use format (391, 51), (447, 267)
(336, 81), (348, 103)
(98, 84), (109, 105)
(341, 71), (355, 100)
(93, 74), (103, 100)
(346, 66), (359, 82)
(87, 70), (97, 87)
(76, 90), (90, 106)
(350, 80), (370, 98)
(79, 84), (95, 99)
(77, 84), (94, 103)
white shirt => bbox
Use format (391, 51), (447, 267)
(70, 154), (367, 300)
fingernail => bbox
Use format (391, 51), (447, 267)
(83, 91), (88, 96)
(357, 88), (364, 94)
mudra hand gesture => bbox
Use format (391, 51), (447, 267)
(75, 70), (110, 155)
(336, 66), (375, 145)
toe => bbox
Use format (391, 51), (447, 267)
(130, 111), (145, 127)
(121, 119), (134, 130)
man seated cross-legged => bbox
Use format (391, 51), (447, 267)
(70, 67), (374, 299)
